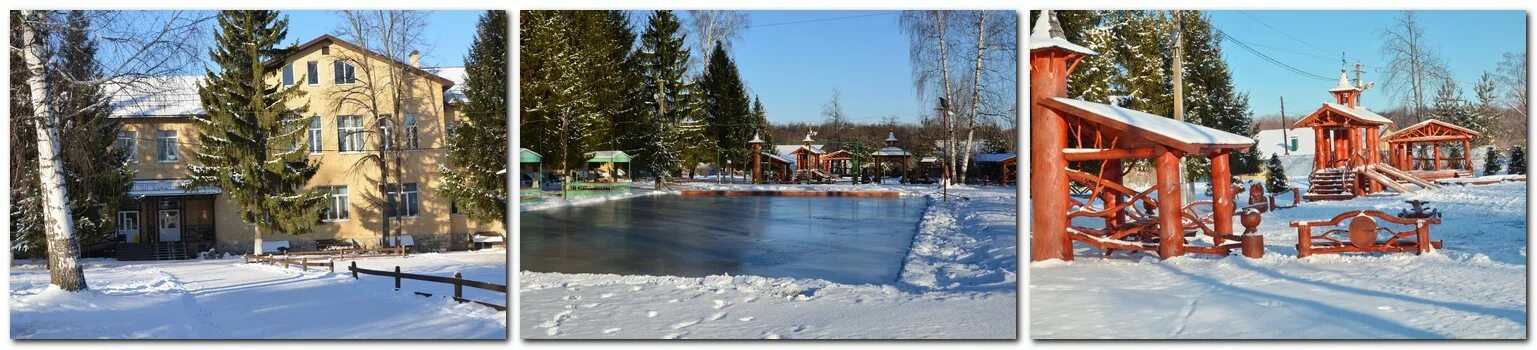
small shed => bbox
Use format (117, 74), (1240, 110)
(519, 148), (543, 196)
(583, 150), (632, 183)
(762, 152), (794, 182)
(1381, 119), (1480, 179)
(974, 153), (1017, 186)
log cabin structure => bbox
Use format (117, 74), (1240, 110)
(1381, 119), (1480, 180)
(1294, 70), (1438, 200)
(776, 131), (830, 182)
(1030, 11), (1262, 261)
(820, 150), (854, 177)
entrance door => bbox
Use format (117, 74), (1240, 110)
(118, 211), (140, 243)
(158, 210), (181, 242)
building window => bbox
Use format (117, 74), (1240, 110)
(386, 183), (419, 218)
(116, 131), (137, 163)
(156, 130), (178, 162)
(117, 211), (139, 242)
(404, 114), (419, 150)
(306, 61), (319, 85)
(337, 116), (363, 153)
(308, 116), (323, 154)
(282, 64), (294, 86)
(450, 201), (460, 215)
(333, 61), (356, 84)
(379, 117), (395, 150)
(322, 186), (349, 222)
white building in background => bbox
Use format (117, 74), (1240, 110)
(1253, 127), (1316, 157)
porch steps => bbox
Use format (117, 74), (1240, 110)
(115, 243), (155, 261)
(153, 241), (187, 260)
(1303, 167), (1358, 202)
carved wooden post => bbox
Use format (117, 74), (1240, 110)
(1155, 148), (1185, 259)
(351, 261), (358, 279)
(1103, 159), (1123, 228)
(1211, 150), (1234, 246)
(1417, 223), (1431, 255)
(301, 257), (308, 272)
(1433, 142), (1443, 171)
(1028, 18), (1081, 262)
(1240, 210), (1264, 259)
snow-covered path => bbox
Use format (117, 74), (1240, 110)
(520, 185), (1019, 339)
(1032, 182), (1528, 339)
(11, 250), (507, 339)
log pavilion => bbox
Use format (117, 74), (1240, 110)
(1294, 71), (1439, 201)
(1030, 10), (1261, 261)
(1381, 119), (1480, 180)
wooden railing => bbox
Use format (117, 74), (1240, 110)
(281, 246), (407, 258)
(346, 261), (507, 311)
(244, 254), (336, 272)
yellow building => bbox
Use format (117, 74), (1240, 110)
(108, 35), (504, 259)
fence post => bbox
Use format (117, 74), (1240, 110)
(350, 261), (358, 279)
(394, 266), (401, 290)
(283, 257), (289, 269)
(329, 260), (335, 273)
(454, 272), (464, 300)
(302, 257), (308, 272)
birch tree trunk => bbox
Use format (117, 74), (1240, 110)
(22, 10), (88, 291)
(935, 12), (955, 186)
(959, 12), (986, 185)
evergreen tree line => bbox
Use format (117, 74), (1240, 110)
(1036, 10), (1263, 177)
(520, 10), (769, 187)
(9, 11), (134, 258)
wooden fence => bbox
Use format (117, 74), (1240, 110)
(244, 254), (336, 272)
(346, 261), (507, 311)
(280, 246), (407, 258)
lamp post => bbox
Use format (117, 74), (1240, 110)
(749, 133), (765, 184)
(726, 159), (733, 184)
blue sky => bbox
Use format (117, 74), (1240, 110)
(281, 10), (485, 69)
(1206, 10), (1526, 120)
(672, 10), (932, 125)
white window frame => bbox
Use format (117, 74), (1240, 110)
(403, 114), (420, 150)
(379, 117), (395, 150)
(333, 60), (356, 85)
(118, 211), (139, 232)
(322, 186), (350, 222)
(117, 131), (137, 163)
(387, 183), (420, 218)
(156, 130), (178, 163)
(337, 116), (363, 153)
(308, 116), (323, 154)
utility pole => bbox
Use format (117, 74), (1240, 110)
(1172, 10), (1192, 204)
(1281, 96), (1289, 155)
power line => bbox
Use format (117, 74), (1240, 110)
(1215, 28), (1335, 82)
(1236, 11), (1337, 57)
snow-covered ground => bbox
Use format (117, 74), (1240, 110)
(520, 184), (1019, 339)
(1032, 180), (1528, 339)
(11, 250), (508, 339)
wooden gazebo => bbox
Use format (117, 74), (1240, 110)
(1030, 11), (1260, 261)
(1382, 119), (1479, 180)
(1292, 70), (1432, 200)
(821, 150), (854, 177)
(871, 131), (912, 184)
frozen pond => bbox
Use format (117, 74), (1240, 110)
(520, 195), (928, 285)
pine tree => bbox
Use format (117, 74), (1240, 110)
(636, 10), (694, 188)
(1265, 153), (1290, 193)
(1483, 146), (1501, 176)
(442, 10), (508, 224)
(1178, 12), (1261, 176)
(1508, 145), (1526, 175)
(9, 11), (133, 258)
(189, 11), (325, 254)
(1433, 76), (1486, 140)
(699, 43), (753, 168)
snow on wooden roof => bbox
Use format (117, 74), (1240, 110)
(1381, 118), (1480, 142)
(762, 152), (793, 164)
(975, 153), (1016, 163)
(775, 144), (825, 157)
(1329, 70), (1360, 92)
(1041, 97), (1254, 153)
(1292, 102), (1393, 127)
(584, 150), (630, 163)
(823, 149), (853, 158)
(1029, 10), (1096, 56)
(107, 75), (205, 118)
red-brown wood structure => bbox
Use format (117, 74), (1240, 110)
(1293, 70), (1423, 201)
(1290, 210), (1442, 258)
(749, 133), (765, 184)
(784, 131), (829, 181)
(820, 150), (854, 177)
(1030, 11), (1261, 261)
(1381, 119), (1480, 180)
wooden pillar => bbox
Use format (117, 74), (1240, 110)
(1334, 129), (1348, 168)
(1210, 150), (1234, 245)
(1030, 50), (1073, 262)
(1463, 139), (1472, 171)
(752, 143), (762, 184)
(1155, 148), (1184, 259)
(1367, 127), (1381, 165)
(1433, 142), (1443, 171)
(1103, 159), (1123, 228)
(1313, 127), (1327, 170)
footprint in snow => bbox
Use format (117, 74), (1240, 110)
(602, 327), (622, 334)
(646, 310), (659, 317)
(671, 319), (700, 329)
(708, 312), (726, 321)
(791, 325), (806, 333)
(738, 317), (754, 322)
(562, 295), (580, 301)
(600, 293), (615, 299)
(713, 300), (728, 309)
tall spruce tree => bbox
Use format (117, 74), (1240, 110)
(1177, 12), (1261, 176)
(442, 10), (508, 224)
(636, 10), (695, 188)
(700, 43), (752, 169)
(1432, 77), (1487, 143)
(10, 11), (133, 258)
(189, 11), (325, 254)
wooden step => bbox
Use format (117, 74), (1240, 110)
(1303, 193), (1356, 201)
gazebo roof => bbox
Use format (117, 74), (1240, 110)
(1294, 102), (1394, 127)
(584, 150), (631, 163)
(1029, 10), (1095, 56)
(872, 147), (911, 157)
(762, 152), (793, 164)
(1381, 119), (1480, 143)
(823, 149), (854, 159)
(520, 148), (542, 163)
(776, 144), (825, 156)
(976, 153), (1016, 163)
(1328, 70), (1361, 92)
(1040, 97), (1254, 154)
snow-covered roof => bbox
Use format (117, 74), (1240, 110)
(520, 148), (542, 163)
(1329, 70), (1360, 92)
(426, 66), (467, 102)
(975, 153), (1016, 163)
(885, 131), (898, 142)
(762, 152), (793, 164)
(1043, 97), (1255, 152)
(129, 179), (221, 197)
(585, 150), (631, 163)
(775, 144), (825, 157)
(919, 156), (938, 163)
(1029, 10), (1095, 56)
(472, 233), (504, 243)
(107, 76), (205, 118)
(1381, 118), (1480, 141)
(872, 147), (911, 157)
(1322, 103), (1393, 125)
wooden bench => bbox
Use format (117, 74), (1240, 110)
(1290, 210), (1443, 258)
